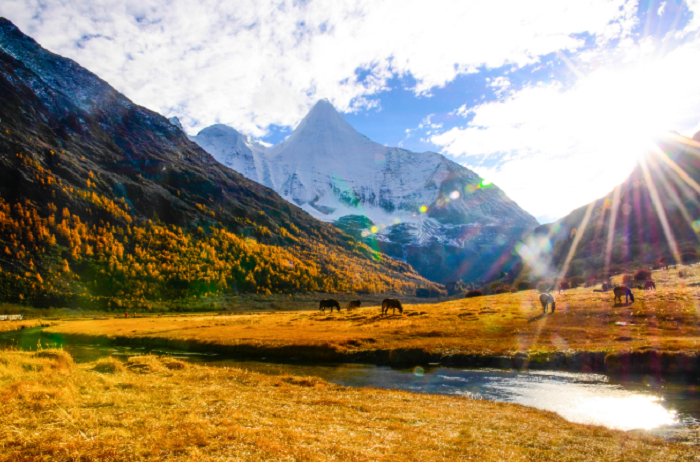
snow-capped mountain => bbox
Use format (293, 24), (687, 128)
(190, 99), (538, 282)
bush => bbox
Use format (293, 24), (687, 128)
(622, 274), (632, 287)
(515, 280), (531, 291)
(568, 276), (584, 288)
(682, 252), (698, 264)
(633, 269), (652, 281)
(465, 290), (483, 298)
(536, 282), (549, 293)
(557, 280), (570, 290)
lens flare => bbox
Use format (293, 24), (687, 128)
(693, 220), (700, 232)
(449, 190), (461, 200)
(371, 226), (378, 233)
(393, 218), (401, 224)
(413, 366), (425, 377)
(465, 184), (477, 194)
(419, 205), (428, 213)
(480, 179), (492, 188)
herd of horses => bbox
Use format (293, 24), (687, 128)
(321, 279), (648, 316)
(539, 284), (638, 313)
(319, 298), (403, 315)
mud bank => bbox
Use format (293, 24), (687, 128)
(41, 330), (700, 379)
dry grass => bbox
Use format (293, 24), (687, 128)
(0, 349), (696, 461)
(0, 319), (41, 333)
(45, 267), (700, 360)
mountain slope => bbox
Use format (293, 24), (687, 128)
(192, 100), (538, 283)
(0, 18), (434, 308)
(520, 132), (700, 279)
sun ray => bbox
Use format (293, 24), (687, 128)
(638, 156), (681, 265)
(604, 185), (622, 278)
(558, 200), (596, 281)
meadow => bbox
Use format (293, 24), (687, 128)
(39, 267), (700, 374)
(1, 349), (697, 461)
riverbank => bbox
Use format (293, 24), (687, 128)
(43, 269), (700, 376)
(1, 349), (696, 461)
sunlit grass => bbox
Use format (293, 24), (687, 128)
(0, 349), (694, 461)
(45, 266), (700, 360)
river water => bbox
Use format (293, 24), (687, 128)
(2, 327), (699, 436)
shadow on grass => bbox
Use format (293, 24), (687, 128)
(527, 313), (550, 323)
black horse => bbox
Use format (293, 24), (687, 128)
(347, 300), (361, 309)
(613, 287), (634, 304)
(381, 298), (403, 315)
(319, 299), (341, 313)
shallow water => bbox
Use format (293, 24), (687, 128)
(2, 327), (699, 434)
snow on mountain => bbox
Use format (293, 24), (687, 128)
(191, 99), (538, 282)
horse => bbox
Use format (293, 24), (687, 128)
(613, 287), (634, 304)
(381, 298), (403, 315)
(644, 280), (656, 290)
(347, 300), (361, 310)
(539, 293), (556, 313)
(601, 282), (610, 292)
(319, 299), (341, 313)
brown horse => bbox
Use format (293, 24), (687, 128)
(347, 300), (361, 309)
(381, 298), (403, 315)
(613, 287), (634, 304)
(319, 299), (341, 313)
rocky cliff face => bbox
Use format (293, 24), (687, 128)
(191, 100), (538, 282)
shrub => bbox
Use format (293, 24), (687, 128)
(510, 287), (518, 293)
(621, 274), (632, 287)
(682, 252), (698, 264)
(633, 269), (652, 281)
(568, 276), (584, 288)
(536, 282), (549, 293)
(465, 290), (483, 298)
(557, 280), (570, 290)
(515, 280), (531, 291)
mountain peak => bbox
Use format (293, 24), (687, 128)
(269, 99), (385, 159)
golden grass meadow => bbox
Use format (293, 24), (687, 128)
(1, 349), (697, 461)
(1, 266), (700, 460)
(43, 267), (700, 368)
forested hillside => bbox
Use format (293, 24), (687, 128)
(0, 18), (435, 310)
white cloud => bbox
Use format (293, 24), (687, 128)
(0, 0), (637, 136)
(432, 36), (700, 222)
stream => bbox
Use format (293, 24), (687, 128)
(2, 327), (699, 439)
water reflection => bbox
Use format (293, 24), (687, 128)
(0, 327), (695, 432)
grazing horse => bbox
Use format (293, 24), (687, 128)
(539, 293), (556, 313)
(347, 300), (361, 310)
(613, 287), (634, 304)
(381, 298), (403, 315)
(319, 299), (341, 313)
(644, 280), (656, 290)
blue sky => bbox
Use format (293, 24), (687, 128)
(2, 0), (700, 223)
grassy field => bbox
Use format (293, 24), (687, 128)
(41, 267), (700, 373)
(0, 349), (696, 461)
